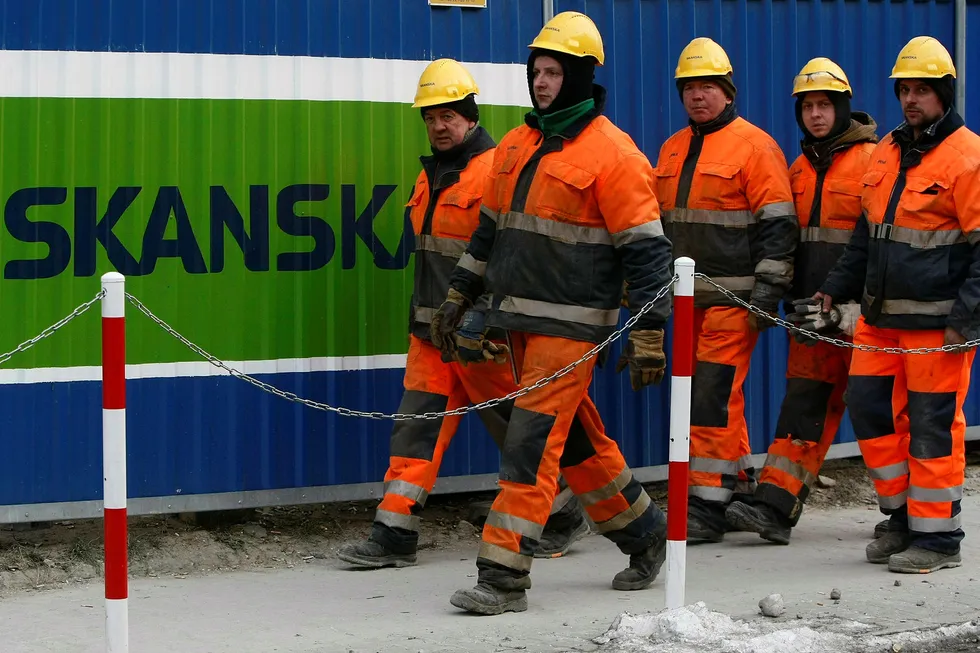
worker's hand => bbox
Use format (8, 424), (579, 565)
(615, 329), (666, 391)
(944, 326), (968, 347)
(747, 308), (779, 332)
(812, 291), (834, 313)
(453, 309), (510, 365)
(430, 288), (470, 359)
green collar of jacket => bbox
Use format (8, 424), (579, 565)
(530, 98), (596, 139)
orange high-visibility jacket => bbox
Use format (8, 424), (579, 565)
(821, 111), (980, 337)
(449, 90), (673, 344)
(406, 127), (495, 341)
(789, 115), (878, 299)
(654, 112), (798, 309)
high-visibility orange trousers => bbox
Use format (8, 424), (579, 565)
(755, 337), (852, 525)
(847, 318), (974, 553)
(372, 335), (570, 554)
(688, 307), (759, 512)
(476, 332), (664, 590)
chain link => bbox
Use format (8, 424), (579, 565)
(125, 279), (676, 421)
(0, 291), (105, 367)
(694, 273), (980, 355)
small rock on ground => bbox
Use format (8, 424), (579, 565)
(759, 593), (786, 617)
(830, 588), (841, 600)
(816, 475), (837, 488)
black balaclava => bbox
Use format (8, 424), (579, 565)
(892, 75), (955, 111)
(675, 74), (737, 102)
(527, 48), (596, 115)
(419, 93), (479, 123)
(795, 90), (852, 142)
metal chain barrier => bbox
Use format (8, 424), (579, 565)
(125, 278), (677, 421)
(694, 273), (980, 355)
(0, 291), (105, 367)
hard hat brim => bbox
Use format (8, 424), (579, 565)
(527, 42), (604, 65)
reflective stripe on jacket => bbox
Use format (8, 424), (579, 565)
(406, 127), (495, 341)
(654, 111), (798, 308)
(790, 138), (876, 299)
(449, 87), (673, 344)
(821, 110), (980, 336)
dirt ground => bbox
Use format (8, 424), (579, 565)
(2, 453), (980, 598)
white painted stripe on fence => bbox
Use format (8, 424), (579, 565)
(0, 355), (410, 385)
(0, 50), (532, 107)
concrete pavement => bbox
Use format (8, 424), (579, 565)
(3, 498), (980, 653)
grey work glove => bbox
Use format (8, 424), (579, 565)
(453, 309), (510, 366)
(615, 329), (667, 391)
(786, 298), (860, 345)
(430, 288), (471, 361)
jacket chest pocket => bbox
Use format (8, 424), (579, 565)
(405, 183), (428, 235)
(790, 175), (812, 223)
(859, 170), (888, 221)
(434, 189), (482, 239)
(694, 162), (744, 209)
(822, 178), (863, 228)
(490, 151), (521, 211)
(531, 158), (597, 224)
(653, 161), (680, 210)
(899, 176), (952, 224)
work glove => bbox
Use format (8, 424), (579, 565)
(621, 280), (630, 308)
(453, 309), (510, 365)
(748, 283), (782, 332)
(430, 288), (471, 360)
(615, 329), (667, 391)
(786, 298), (860, 345)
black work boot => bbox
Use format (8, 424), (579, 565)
(686, 496), (727, 543)
(888, 546), (962, 574)
(449, 583), (528, 615)
(873, 518), (890, 539)
(866, 530), (912, 564)
(612, 524), (667, 591)
(336, 538), (417, 569)
(535, 498), (591, 559)
(725, 501), (791, 545)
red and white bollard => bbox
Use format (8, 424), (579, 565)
(666, 257), (695, 610)
(101, 272), (128, 653)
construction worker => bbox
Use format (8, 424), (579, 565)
(336, 59), (589, 570)
(817, 36), (980, 574)
(653, 38), (798, 543)
(724, 58), (879, 544)
(430, 11), (673, 615)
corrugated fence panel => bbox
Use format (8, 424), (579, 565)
(0, 0), (975, 516)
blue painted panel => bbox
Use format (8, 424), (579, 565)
(0, 0), (540, 65)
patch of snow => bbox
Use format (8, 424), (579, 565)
(593, 602), (980, 653)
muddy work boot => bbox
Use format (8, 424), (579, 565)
(535, 511), (591, 559)
(336, 539), (417, 569)
(612, 528), (667, 591)
(873, 518), (890, 539)
(687, 513), (724, 543)
(725, 501), (791, 545)
(866, 530), (912, 564)
(888, 546), (962, 574)
(449, 583), (528, 615)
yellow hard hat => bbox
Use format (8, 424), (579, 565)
(890, 36), (956, 79)
(675, 37), (732, 79)
(412, 58), (479, 109)
(792, 57), (852, 97)
(528, 11), (604, 65)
